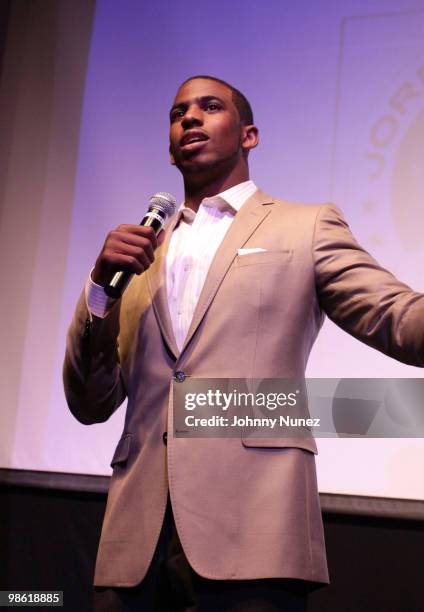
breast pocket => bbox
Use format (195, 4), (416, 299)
(234, 250), (293, 268)
(228, 250), (295, 313)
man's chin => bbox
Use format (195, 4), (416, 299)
(174, 152), (238, 180)
(174, 156), (213, 175)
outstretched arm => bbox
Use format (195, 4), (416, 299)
(314, 204), (424, 367)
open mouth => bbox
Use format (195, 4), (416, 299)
(180, 131), (209, 149)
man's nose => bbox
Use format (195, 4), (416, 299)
(181, 105), (203, 128)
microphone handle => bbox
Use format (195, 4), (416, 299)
(104, 212), (164, 299)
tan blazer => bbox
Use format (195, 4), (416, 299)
(64, 189), (424, 588)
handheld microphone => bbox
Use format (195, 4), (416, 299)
(104, 192), (176, 299)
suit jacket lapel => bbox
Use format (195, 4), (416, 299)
(146, 215), (180, 359)
(181, 189), (274, 352)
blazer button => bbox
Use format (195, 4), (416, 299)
(162, 432), (167, 445)
(174, 371), (186, 383)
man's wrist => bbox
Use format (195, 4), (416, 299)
(85, 268), (117, 319)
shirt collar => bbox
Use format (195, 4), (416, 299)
(178, 180), (257, 224)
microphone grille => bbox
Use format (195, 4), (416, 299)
(149, 192), (177, 216)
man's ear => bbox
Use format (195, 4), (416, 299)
(241, 125), (259, 154)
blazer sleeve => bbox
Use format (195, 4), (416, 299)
(313, 203), (424, 367)
(63, 290), (127, 424)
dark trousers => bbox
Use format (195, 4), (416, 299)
(93, 500), (309, 612)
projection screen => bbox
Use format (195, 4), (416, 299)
(2, 0), (424, 504)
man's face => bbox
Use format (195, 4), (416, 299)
(169, 78), (246, 176)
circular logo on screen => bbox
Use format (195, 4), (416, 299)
(363, 65), (424, 252)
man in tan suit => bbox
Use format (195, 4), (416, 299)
(64, 76), (424, 611)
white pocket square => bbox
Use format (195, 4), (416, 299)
(237, 248), (267, 256)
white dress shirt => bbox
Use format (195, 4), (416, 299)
(86, 180), (258, 350)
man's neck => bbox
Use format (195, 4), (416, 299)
(183, 168), (250, 212)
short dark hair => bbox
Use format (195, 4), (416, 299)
(179, 75), (254, 125)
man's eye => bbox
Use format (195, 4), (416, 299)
(171, 109), (184, 121)
(206, 103), (220, 111)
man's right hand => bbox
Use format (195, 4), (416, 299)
(92, 225), (158, 287)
